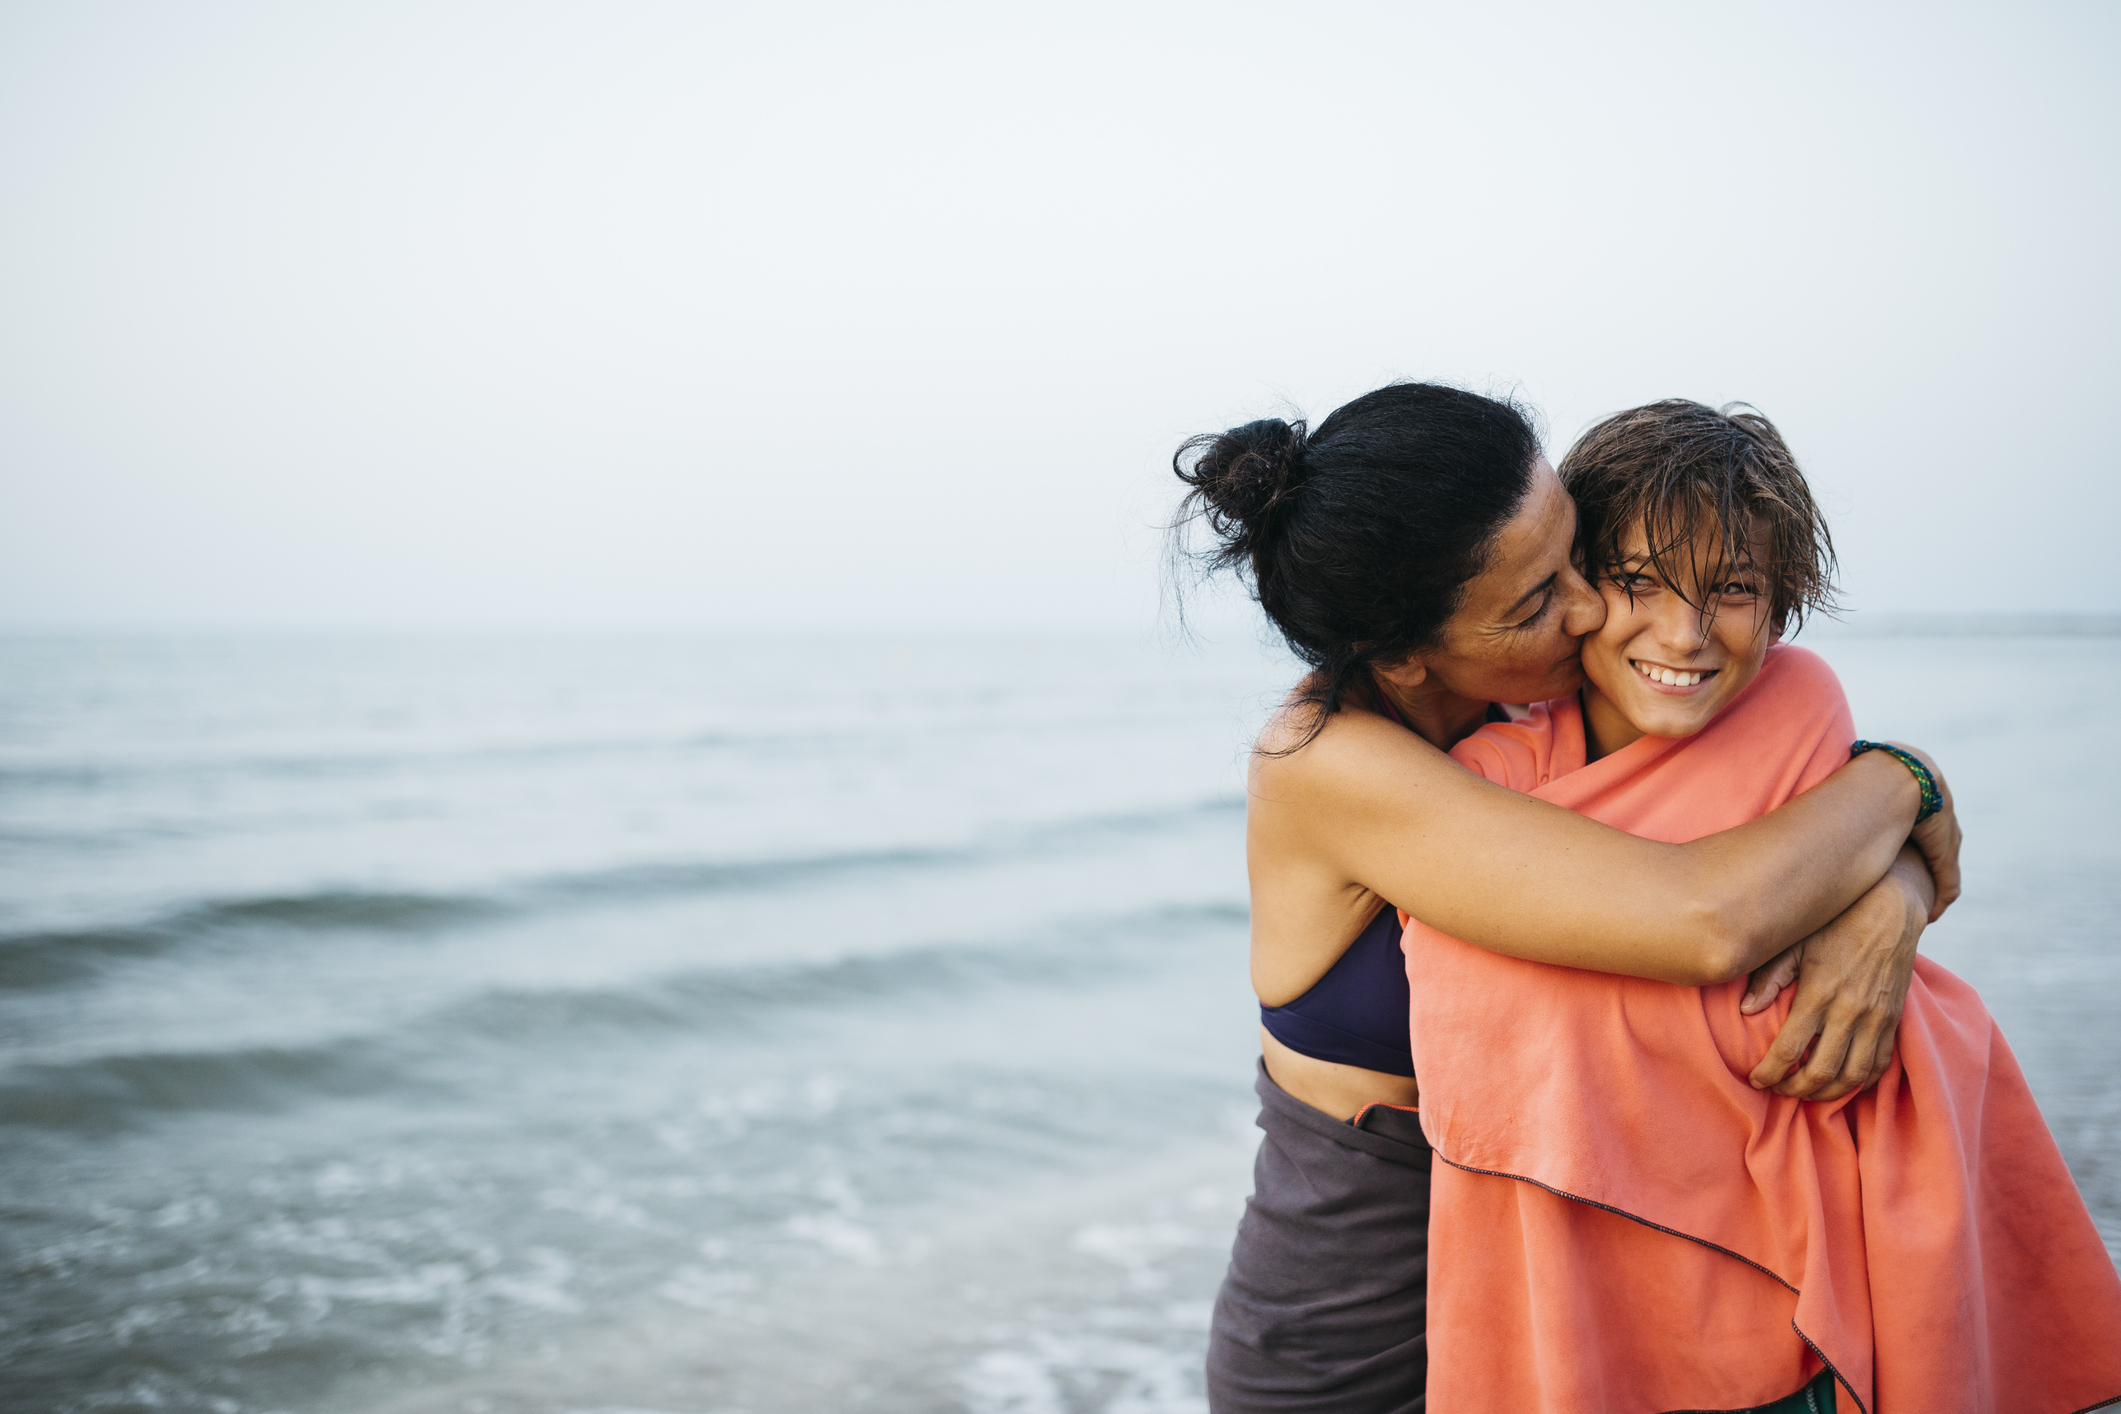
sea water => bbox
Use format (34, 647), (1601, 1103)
(2, 629), (2116, 1413)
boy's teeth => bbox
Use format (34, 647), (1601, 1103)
(1634, 661), (1705, 687)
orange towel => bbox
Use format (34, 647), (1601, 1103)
(1402, 645), (2121, 1412)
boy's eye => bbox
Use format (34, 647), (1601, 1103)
(1716, 579), (1761, 598)
(1609, 572), (1654, 593)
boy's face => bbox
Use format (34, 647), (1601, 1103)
(1580, 514), (1776, 747)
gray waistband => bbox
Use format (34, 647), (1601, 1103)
(1253, 1059), (1432, 1169)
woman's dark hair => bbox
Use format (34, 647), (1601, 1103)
(1172, 382), (1542, 745)
(1558, 400), (1837, 636)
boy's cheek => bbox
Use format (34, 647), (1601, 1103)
(1587, 592), (1633, 643)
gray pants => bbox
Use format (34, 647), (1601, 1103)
(1205, 1061), (1432, 1414)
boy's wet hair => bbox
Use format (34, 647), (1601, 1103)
(1559, 400), (1838, 635)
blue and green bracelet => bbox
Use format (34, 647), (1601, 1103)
(1851, 740), (1943, 824)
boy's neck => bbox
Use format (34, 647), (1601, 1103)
(1579, 685), (1646, 763)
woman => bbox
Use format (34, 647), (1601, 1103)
(1171, 384), (1960, 1414)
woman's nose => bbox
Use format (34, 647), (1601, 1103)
(1558, 565), (1606, 637)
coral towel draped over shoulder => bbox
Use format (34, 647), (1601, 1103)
(1402, 645), (2121, 1414)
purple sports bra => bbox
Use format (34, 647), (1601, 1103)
(1257, 693), (1511, 1078)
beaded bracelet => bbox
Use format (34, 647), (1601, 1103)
(1851, 740), (1943, 824)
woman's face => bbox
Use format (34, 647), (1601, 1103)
(1579, 514), (1776, 752)
(1399, 458), (1607, 705)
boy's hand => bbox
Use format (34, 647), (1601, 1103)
(1746, 844), (1932, 1100)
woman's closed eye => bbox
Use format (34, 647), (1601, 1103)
(1508, 589), (1554, 630)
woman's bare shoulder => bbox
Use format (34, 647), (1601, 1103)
(1250, 696), (1461, 811)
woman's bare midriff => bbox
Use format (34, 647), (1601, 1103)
(1261, 1026), (1420, 1122)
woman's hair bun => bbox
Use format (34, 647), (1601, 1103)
(1172, 417), (1310, 566)
(1169, 382), (1541, 750)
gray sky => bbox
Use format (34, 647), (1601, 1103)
(2, 1), (2115, 631)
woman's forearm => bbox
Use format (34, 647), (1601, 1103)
(1289, 714), (1932, 986)
(1671, 749), (1925, 983)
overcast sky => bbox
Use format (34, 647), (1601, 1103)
(2, 1), (2115, 632)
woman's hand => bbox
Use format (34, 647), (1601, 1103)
(1886, 741), (1961, 921)
(1739, 844), (1934, 1100)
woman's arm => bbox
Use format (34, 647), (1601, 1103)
(1250, 708), (1948, 991)
(1903, 752), (1961, 919)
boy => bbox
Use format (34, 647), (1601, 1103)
(1403, 402), (2121, 1413)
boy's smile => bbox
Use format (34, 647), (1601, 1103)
(1627, 658), (1717, 691)
(1580, 517), (1776, 760)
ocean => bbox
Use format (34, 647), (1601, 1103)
(2, 628), (2116, 1413)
